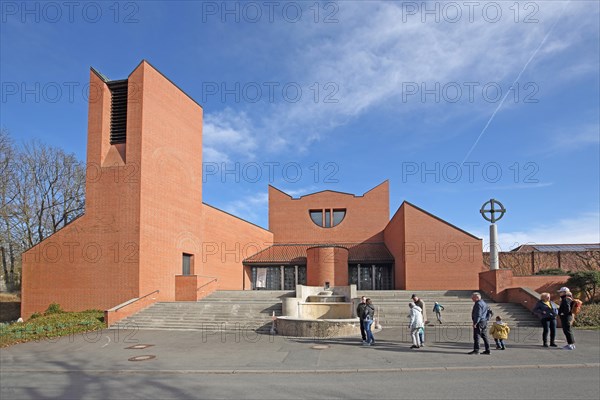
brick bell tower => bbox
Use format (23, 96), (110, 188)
(22, 61), (204, 317)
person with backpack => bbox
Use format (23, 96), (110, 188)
(532, 292), (559, 347)
(558, 287), (577, 350)
(489, 316), (510, 350)
(469, 292), (491, 355)
(432, 302), (445, 324)
(362, 298), (376, 346)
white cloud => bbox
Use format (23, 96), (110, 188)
(204, 1), (597, 159)
(220, 192), (269, 225)
(202, 108), (257, 162)
(471, 212), (600, 251)
(548, 124), (600, 153)
(275, 186), (319, 198)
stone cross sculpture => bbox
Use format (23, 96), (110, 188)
(480, 199), (506, 270)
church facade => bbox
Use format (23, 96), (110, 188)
(21, 61), (484, 318)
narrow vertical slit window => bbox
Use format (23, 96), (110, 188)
(107, 79), (128, 144)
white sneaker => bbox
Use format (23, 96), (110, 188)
(562, 344), (575, 350)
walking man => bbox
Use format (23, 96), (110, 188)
(357, 296), (367, 343)
(469, 292), (491, 355)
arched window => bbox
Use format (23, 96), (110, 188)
(309, 209), (346, 228)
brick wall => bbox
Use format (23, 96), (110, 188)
(269, 181), (389, 244)
(398, 202), (484, 290)
(483, 251), (600, 275)
(201, 204), (273, 290)
(383, 204), (406, 289)
(21, 68), (144, 318)
(122, 62), (204, 302)
(479, 269), (568, 303)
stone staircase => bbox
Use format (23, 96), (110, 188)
(111, 290), (294, 333)
(358, 290), (540, 327)
(111, 289), (539, 332)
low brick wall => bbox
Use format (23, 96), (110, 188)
(175, 275), (198, 301)
(512, 275), (569, 294)
(479, 269), (568, 302)
(104, 291), (160, 327)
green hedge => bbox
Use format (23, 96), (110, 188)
(535, 268), (566, 275)
(0, 309), (104, 347)
(574, 303), (600, 328)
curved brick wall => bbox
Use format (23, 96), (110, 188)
(306, 246), (349, 287)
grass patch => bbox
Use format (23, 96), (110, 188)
(0, 309), (104, 348)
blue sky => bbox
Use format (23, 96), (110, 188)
(1, 0), (599, 251)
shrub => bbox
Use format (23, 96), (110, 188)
(574, 303), (600, 327)
(567, 271), (600, 303)
(44, 303), (63, 315)
(1, 310), (104, 347)
(30, 312), (42, 319)
(535, 268), (565, 275)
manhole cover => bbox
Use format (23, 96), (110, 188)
(125, 344), (154, 350)
(128, 355), (156, 362)
(311, 345), (330, 350)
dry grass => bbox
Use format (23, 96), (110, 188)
(0, 292), (21, 302)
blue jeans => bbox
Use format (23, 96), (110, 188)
(363, 319), (374, 344)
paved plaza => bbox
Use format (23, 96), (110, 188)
(1, 326), (599, 399)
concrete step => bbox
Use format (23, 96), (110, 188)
(114, 289), (540, 331)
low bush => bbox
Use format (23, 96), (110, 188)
(0, 310), (104, 347)
(574, 303), (600, 328)
(45, 303), (63, 315)
(535, 269), (566, 275)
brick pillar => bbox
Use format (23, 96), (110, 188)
(307, 246), (349, 287)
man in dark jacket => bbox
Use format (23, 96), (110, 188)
(469, 292), (491, 355)
(558, 287), (576, 350)
(356, 296), (367, 342)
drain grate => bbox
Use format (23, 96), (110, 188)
(128, 355), (156, 362)
(311, 345), (330, 350)
(125, 344), (155, 350)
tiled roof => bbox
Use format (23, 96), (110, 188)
(511, 244), (600, 252)
(243, 243), (394, 264)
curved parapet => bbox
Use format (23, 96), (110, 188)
(276, 316), (361, 338)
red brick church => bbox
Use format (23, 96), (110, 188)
(22, 61), (497, 319)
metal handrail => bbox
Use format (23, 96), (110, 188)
(114, 289), (159, 311)
(197, 277), (218, 292)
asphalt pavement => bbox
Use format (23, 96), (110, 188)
(1, 325), (599, 399)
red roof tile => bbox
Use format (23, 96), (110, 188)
(243, 243), (394, 264)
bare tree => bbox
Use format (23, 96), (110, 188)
(0, 129), (18, 289)
(572, 251), (600, 272)
(0, 130), (86, 291)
